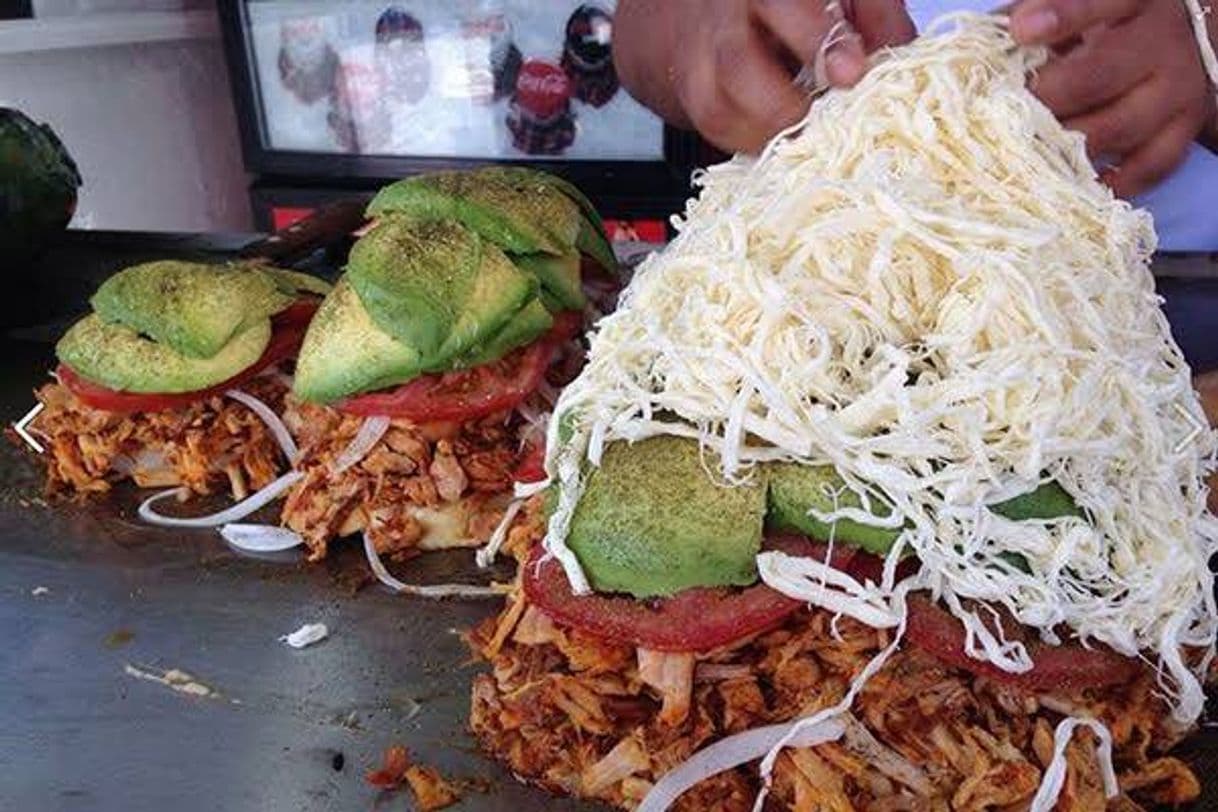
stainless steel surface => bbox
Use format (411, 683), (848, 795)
(0, 345), (583, 811)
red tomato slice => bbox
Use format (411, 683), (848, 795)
(522, 535), (830, 652)
(339, 310), (583, 422)
(526, 528), (1142, 686)
(272, 298), (322, 328)
(513, 441), (547, 484)
(904, 594), (1140, 692)
(58, 299), (318, 414)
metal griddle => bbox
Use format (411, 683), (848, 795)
(1, 231), (1216, 812)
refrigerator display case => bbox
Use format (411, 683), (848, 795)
(219, 0), (702, 228)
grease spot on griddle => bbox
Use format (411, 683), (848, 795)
(104, 628), (135, 648)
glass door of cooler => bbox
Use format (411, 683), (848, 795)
(226, 0), (670, 164)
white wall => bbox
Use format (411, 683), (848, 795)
(0, 10), (253, 233)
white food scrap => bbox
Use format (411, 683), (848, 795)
(280, 623), (329, 649)
(124, 663), (220, 699)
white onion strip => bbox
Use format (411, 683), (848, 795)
(330, 416), (390, 475)
(636, 718), (847, 812)
(219, 523), (304, 552)
(362, 533), (501, 599)
(138, 471), (303, 528)
(1029, 717), (1118, 812)
(225, 389), (298, 462)
(476, 499), (525, 568)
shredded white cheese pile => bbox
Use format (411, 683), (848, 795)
(542, 13), (1218, 723)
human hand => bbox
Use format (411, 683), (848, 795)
(614, 0), (915, 153)
(1010, 0), (1218, 198)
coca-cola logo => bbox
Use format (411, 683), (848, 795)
(517, 66), (568, 97)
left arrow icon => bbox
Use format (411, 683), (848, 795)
(14, 403), (45, 454)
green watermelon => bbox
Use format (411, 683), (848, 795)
(1, 108), (81, 258)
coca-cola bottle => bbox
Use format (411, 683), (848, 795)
(277, 17), (339, 105)
(327, 53), (390, 153)
(506, 59), (576, 155)
(374, 6), (430, 106)
(461, 1), (522, 104)
(561, 4), (618, 107)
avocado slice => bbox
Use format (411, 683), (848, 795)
(346, 218), (535, 365)
(456, 297), (553, 368)
(991, 481), (1083, 521)
(766, 462), (902, 556)
(478, 166), (618, 273)
(259, 266), (333, 297)
(292, 279), (425, 404)
(566, 436), (768, 598)
(367, 169), (583, 257)
(576, 213), (618, 276)
(90, 261), (290, 360)
(511, 249), (586, 311)
(488, 166), (606, 235)
(57, 314), (270, 394)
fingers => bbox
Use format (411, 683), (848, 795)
(1100, 114), (1198, 198)
(1030, 20), (1153, 119)
(1064, 76), (1168, 159)
(681, 22), (811, 152)
(1009, 0), (1142, 45)
(750, 0), (867, 87)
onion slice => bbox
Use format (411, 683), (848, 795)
(225, 389), (298, 462)
(138, 471), (303, 528)
(219, 523), (304, 552)
(475, 498), (525, 568)
(330, 416), (391, 475)
(636, 717), (847, 812)
(1029, 717), (1117, 812)
(362, 533), (501, 599)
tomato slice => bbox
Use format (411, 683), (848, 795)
(904, 595), (1140, 692)
(58, 299), (318, 413)
(272, 298), (322, 329)
(513, 441), (547, 484)
(522, 535), (829, 652)
(526, 528), (1142, 687)
(339, 310), (583, 422)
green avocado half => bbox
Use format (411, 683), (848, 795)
(291, 279), (425, 404)
(510, 249), (585, 311)
(367, 168), (582, 257)
(766, 462), (903, 556)
(57, 314), (270, 393)
(366, 167), (613, 307)
(90, 261), (290, 360)
(346, 218), (536, 364)
(479, 166), (617, 274)
(991, 481), (1083, 521)
(455, 297), (553, 369)
(565, 436), (768, 598)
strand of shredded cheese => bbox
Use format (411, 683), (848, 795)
(543, 12), (1218, 725)
(1184, 0), (1218, 99)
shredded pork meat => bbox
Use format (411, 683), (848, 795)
(280, 396), (535, 561)
(469, 590), (1201, 811)
(26, 375), (289, 500)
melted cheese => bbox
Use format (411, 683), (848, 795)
(542, 13), (1218, 723)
